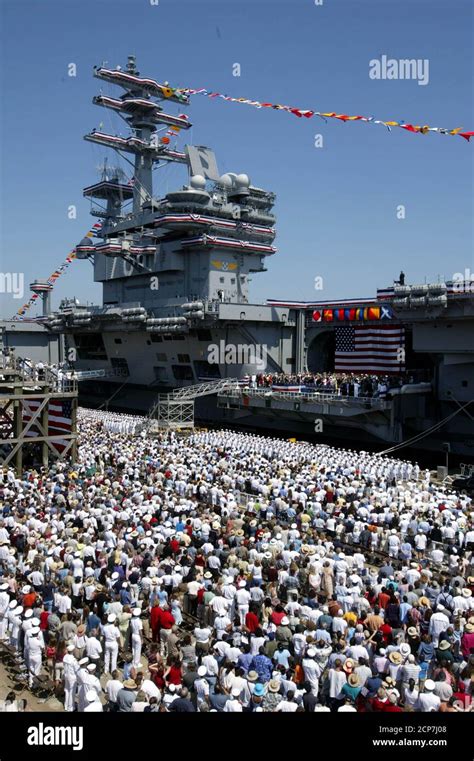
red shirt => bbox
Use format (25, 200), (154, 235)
(461, 632), (474, 658)
(245, 611), (259, 633)
(23, 592), (36, 609)
(159, 610), (175, 631)
(150, 606), (162, 632)
(167, 664), (182, 685)
(379, 623), (393, 645)
(40, 610), (49, 631)
(170, 539), (180, 554)
(270, 611), (285, 626)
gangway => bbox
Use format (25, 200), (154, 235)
(147, 378), (241, 432)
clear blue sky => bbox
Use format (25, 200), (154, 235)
(1, 0), (473, 317)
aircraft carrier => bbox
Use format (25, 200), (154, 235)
(8, 56), (473, 457)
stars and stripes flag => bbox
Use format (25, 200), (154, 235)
(22, 399), (73, 453)
(335, 325), (405, 373)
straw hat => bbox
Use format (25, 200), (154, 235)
(438, 640), (451, 651)
(407, 626), (418, 637)
(389, 651), (402, 665)
(247, 671), (258, 683)
(419, 597), (431, 607)
(123, 679), (137, 689)
(343, 658), (355, 673)
(348, 673), (361, 688)
(268, 679), (281, 693)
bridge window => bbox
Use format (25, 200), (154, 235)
(156, 352), (167, 362)
(177, 353), (191, 363)
(172, 365), (194, 380)
(73, 333), (107, 360)
(193, 360), (221, 380)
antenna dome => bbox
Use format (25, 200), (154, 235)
(219, 173), (234, 189)
(236, 174), (250, 188)
(190, 174), (206, 190)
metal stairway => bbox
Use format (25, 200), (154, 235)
(146, 377), (241, 432)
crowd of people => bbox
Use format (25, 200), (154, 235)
(254, 372), (427, 398)
(1, 350), (76, 392)
(0, 413), (473, 714)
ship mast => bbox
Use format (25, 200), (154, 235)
(123, 55), (153, 213)
(84, 54), (191, 215)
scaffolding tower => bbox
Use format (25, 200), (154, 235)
(147, 378), (241, 433)
(0, 360), (78, 473)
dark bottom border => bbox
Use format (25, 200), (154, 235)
(0, 712), (470, 760)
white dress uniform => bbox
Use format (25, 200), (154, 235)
(103, 623), (121, 674)
(63, 652), (80, 712)
(130, 615), (143, 668)
(0, 590), (10, 640)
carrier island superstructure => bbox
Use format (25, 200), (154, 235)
(32, 56), (473, 456)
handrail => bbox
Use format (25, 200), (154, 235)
(219, 386), (391, 408)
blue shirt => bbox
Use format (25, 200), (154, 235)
(237, 652), (253, 674)
(274, 649), (291, 668)
(251, 654), (273, 683)
(86, 613), (101, 635)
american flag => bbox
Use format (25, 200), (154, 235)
(22, 399), (73, 453)
(335, 325), (405, 373)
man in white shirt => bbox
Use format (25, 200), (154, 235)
(105, 671), (123, 710)
(235, 581), (251, 626)
(63, 644), (80, 712)
(26, 627), (44, 687)
(57, 590), (72, 615)
(302, 648), (321, 696)
(130, 608), (143, 668)
(428, 605), (450, 647)
(85, 631), (103, 670)
(223, 686), (243, 712)
(328, 660), (347, 701)
(103, 614), (121, 674)
(416, 680), (441, 712)
(275, 691), (298, 712)
(214, 612), (231, 640)
(0, 583), (10, 640)
(209, 593), (229, 620)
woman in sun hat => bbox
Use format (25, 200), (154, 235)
(341, 671), (362, 703)
(461, 619), (474, 658)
